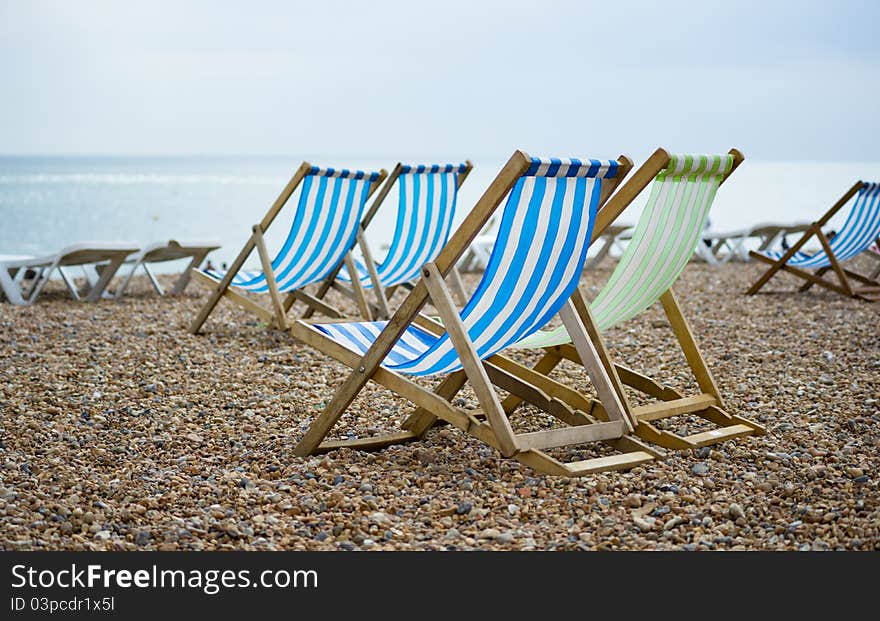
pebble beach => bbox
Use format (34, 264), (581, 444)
(1, 260), (877, 551)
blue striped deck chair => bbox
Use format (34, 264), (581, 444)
(288, 150), (672, 477)
(327, 161), (473, 319)
(747, 181), (880, 301)
(189, 163), (387, 334)
(502, 149), (764, 451)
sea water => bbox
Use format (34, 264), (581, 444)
(1, 156), (877, 273)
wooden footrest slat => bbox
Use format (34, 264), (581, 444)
(515, 420), (626, 451)
(633, 394), (717, 422)
(562, 450), (655, 476)
(315, 431), (420, 453)
(685, 424), (756, 446)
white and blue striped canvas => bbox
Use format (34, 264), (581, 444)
(760, 182), (880, 268)
(339, 163), (468, 289)
(202, 166), (382, 292)
(314, 157), (620, 377)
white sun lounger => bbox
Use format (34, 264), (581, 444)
(0, 242), (139, 305)
(698, 221), (812, 264)
(115, 239), (221, 297)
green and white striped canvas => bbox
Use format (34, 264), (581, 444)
(514, 153), (733, 349)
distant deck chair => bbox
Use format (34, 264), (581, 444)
(700, 222), (812, 264)
(116, 239), (220, 297)
(289, 150), (670, 477)
(508, 149), (765, 450)
(334, 162), (473, 318)
(0, 242), (138, 305)
(746, 181), (880, 301)
(189, 164), (387, 333)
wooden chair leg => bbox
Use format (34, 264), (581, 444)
(356, 229), (391, 319)
(569, 288), (635, 419)
(558, 300), (633, 431)
(658, 288), (723, 406)
(816, 230), (854, 296)
(421, 262), (518, 456)
(253, 224), (287, 329)
(344, 252), (373, 320)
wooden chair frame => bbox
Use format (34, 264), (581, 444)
(288, 150), (671, 476)
(746, 181), (880, 301)
(502, 148), (766, 450)
(189, 163), (388, 334)
(304, 161), (474, 321)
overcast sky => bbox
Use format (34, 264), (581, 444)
(1, 0), (877, 162)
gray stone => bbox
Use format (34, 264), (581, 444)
(633, 517), (656, 531)
(728, 503), (745, 520)
(692, 463), (710, 475)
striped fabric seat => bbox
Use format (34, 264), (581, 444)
(201, 166), (382, 293)
(339, 163), (468, 289)
(314, 157), (620, 376)
(515, 154), (733, 348)
(758, 182), (880, 268)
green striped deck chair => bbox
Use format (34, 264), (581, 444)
(506, 148), (765, 451)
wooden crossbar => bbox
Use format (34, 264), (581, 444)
(515, 420), (627, 450)
(632, 394), (717, 422)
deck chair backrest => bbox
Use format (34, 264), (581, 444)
(340, 162), (469, 288)
(378, 163), (469, 286)
(590, 154), (733, 331)
(393, 158), (620, 375)
(793, 181), (880, 268)
(226, 167), (383, 293)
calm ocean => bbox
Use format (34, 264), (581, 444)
(1, 156), (877, 273)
